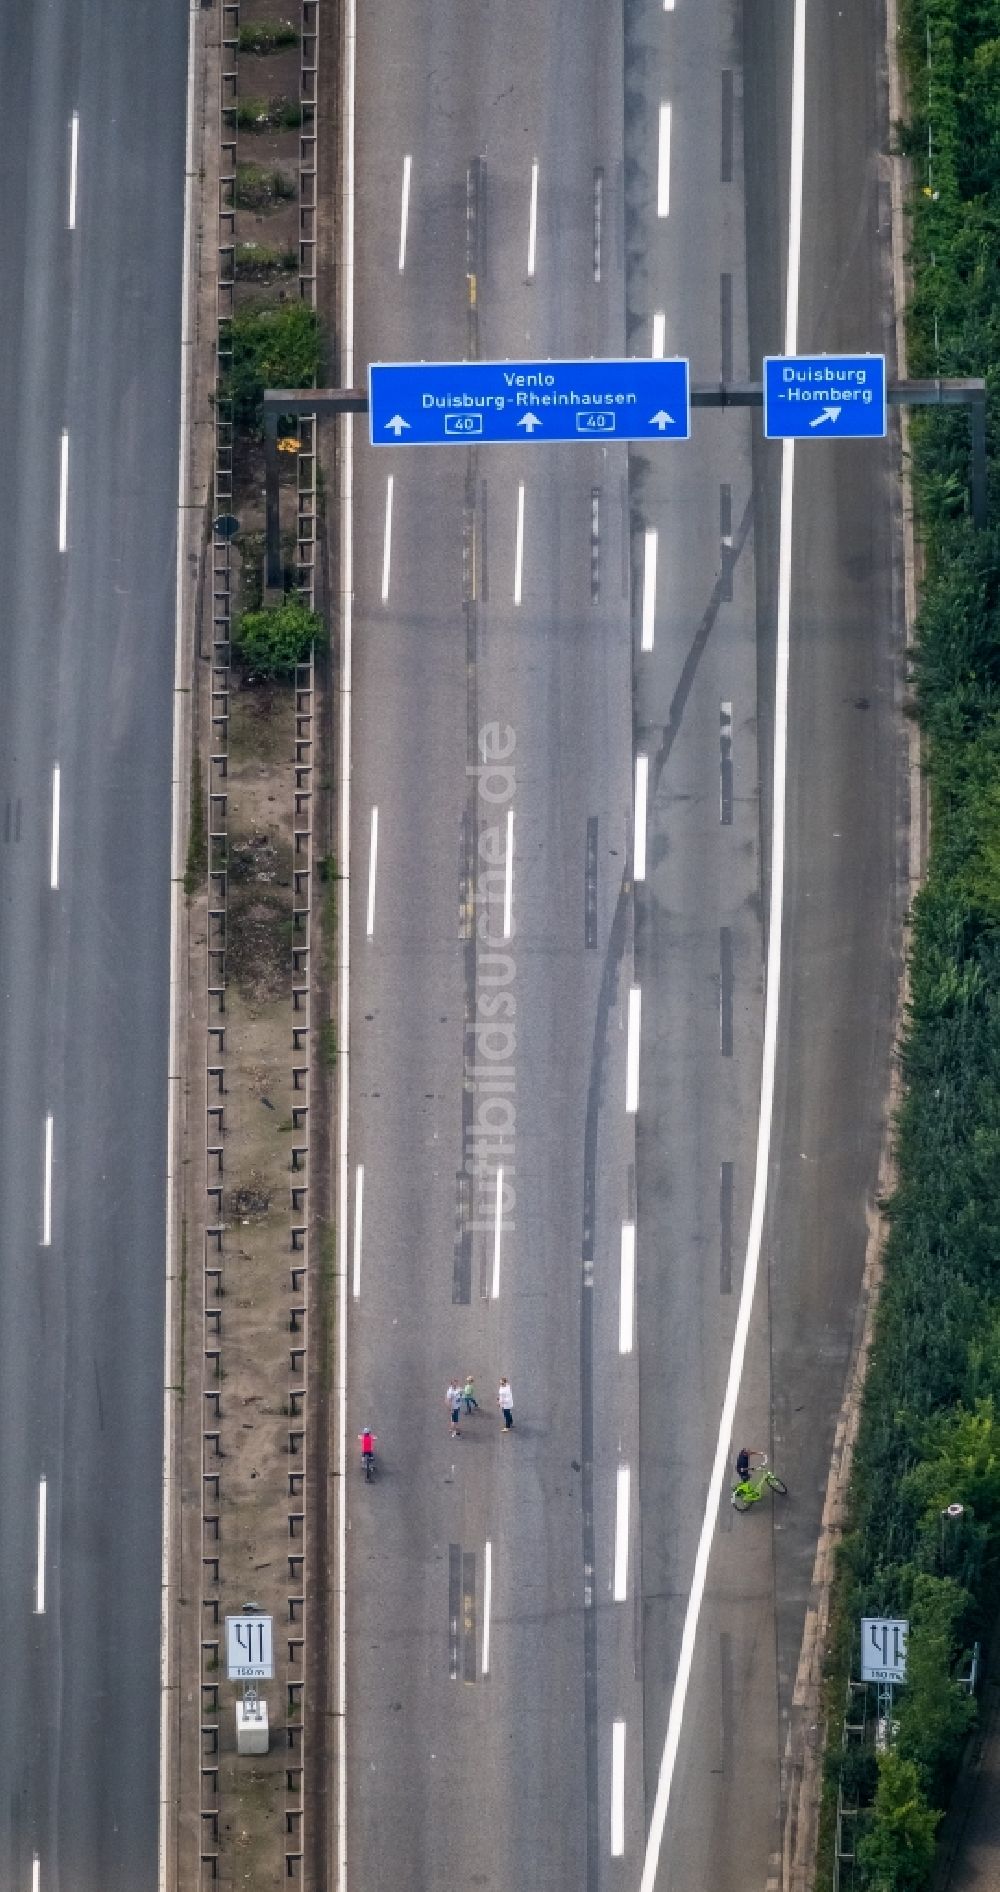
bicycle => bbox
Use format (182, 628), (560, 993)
(730, 1450), (787, 1512)
(358, 1431), (377, 1482)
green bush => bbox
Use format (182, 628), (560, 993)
(225, 303), (322, 434)
(238, 21), (299, 53)
(233, 601), (325, 678)
(857, 1753), (940, 1891)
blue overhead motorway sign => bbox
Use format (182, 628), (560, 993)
(368, 358), (691, 446)
(763, 354), (887, 439)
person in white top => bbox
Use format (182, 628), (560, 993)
(497, 1377), (514, 1429)
(447, 1383), (462, 1437)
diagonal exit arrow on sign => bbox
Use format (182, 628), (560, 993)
(808, 407), (842, 429)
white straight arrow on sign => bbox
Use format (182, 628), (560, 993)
(517, 414), (543, 432)
(809, 407), (842, 429)
(650, 409), (675, 430)
(384, 413), (410, 436)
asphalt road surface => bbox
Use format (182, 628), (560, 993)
(345, 2), (904, 1890)
(0, 5), (186, 1887)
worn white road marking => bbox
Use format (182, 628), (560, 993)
(352, 1164), (364, 1299)
(381, 476), (393, 602)
(398, 154), (412, 271)
(619, 1221), (636, 1354)
(482, 1539), (493, 1675)
(68, 112), (79, 229)
(50, 767), (61, 891)
(634, 755), (648, 882)
(366, 806), (378, 939)
(527, 160), (539, 277)
(614, 1463), (631, 1601)
(492, 1165), (504, 1299)
(657, 104), (672, 216)
(41, 1115), (53, 1247)
(641, 528), (657, 652)
(58, 432), (69, 552)
(35, 1478), (47, 1614)
(503, 807), (514, 938)
(625, 988), (641, 1113)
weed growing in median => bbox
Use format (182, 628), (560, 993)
(233, 601), (325, 679)
(238, 21), (299, 53)
(234, 162), (295, 212)
(225, 302), (322, 434)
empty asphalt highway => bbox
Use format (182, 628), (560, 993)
(0, 5), (187, 1887)
(341, 2), (905, 1889)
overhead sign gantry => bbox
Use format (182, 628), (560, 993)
(367, 358), (692, 446)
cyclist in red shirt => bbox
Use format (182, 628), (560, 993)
(358, 1429), (376, 1477)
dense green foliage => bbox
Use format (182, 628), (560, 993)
(233, 602), (325, 678)
(820, 3), (1000, 1885)
(224, 303), (322, 434)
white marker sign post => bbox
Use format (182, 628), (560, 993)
(861, 1617), (908, 1683)
(862, 1616), (908, 1750)
(226, 1613), (274, 1754)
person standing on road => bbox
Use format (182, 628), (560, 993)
(447, 1382), (463, 1437)
(463, 1376), (478, 1414)
(497, 1377), (514, 1429)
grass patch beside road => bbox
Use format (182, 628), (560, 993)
(815, 5), (1000, 1885)
(185, 748), (206, 897)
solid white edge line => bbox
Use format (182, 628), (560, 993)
(611, 1719), (626, 1857)
(637, 6), (805, 1887)
(338, 0), (357, 1882)
(32, 1856), (40, 1892)
(619, 1221), (636, 1355)
(160, 8), (199, 1888)
(380, 474), (393, 602)
(625, 987), (641, 1114)
(614, 1462), (630, 1602)
(651, 311), (666, 359)
(352, 1164), (364, 1299)
(35, 1476), (47, 1615)
(634, 754), (648, 882)
(785, 2), (806, 356)
(491, 1164), (503, 1300)
(503, 807), (514, 938)
(657, 103), (672, 217)
(366, 806), (378, 939)
(513, 481), (525, 606)
(50, 766), (61, 891)
(398, 153), (411, 272)
(482, 1538), (493, 1676)
(58, 430), (69, 553)
(641, 528), (657, 652)
(527, 158), (539, 278)
(68, 111), (79, 230)
(41, 1113), (53, 1247)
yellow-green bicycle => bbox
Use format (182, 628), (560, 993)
(731, 1450), (788, 1512)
